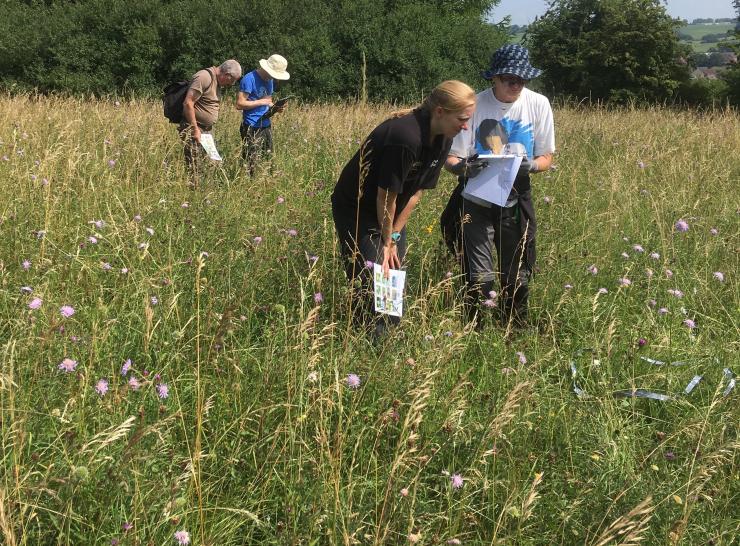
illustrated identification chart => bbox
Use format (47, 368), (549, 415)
(373, 264), (406, 317)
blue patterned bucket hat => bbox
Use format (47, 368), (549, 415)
(482, 44), (542, 81)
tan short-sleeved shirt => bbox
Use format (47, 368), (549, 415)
(189, 68), (221, 128)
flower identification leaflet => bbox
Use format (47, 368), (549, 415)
(373, 264), (406, 317)
(199, 133), (222, 161)
(462, 154), (523, 206)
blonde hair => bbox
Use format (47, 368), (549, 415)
(391, 80), (476, 118)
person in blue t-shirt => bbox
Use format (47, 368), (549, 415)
(235, 54), (290, 175)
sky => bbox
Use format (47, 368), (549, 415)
(490, 0), (737, 25)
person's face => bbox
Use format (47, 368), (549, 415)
(436, 104), (475, 139)
(218, 73), (238, 87)
(492, 74), (527, 102)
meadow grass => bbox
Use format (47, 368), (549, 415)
(0, 93), (738, 545)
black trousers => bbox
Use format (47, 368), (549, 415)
(331, 194), (407, 328)
(239, 124), (273, 175)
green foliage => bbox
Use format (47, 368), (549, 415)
(524, 0), (692, 104)
(0, 0), (506, 101)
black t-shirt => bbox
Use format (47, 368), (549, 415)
(332, 108), (452, 224)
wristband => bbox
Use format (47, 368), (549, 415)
(529, 159), (539, 173)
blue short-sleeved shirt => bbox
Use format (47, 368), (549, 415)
(240, 70), (273, 128)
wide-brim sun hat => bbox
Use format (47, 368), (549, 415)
(482, 44), (542, 81)
(259, 54), (290, 80)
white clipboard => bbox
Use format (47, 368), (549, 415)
(462, 154), (523, 206)
(199, 133), (222, 161)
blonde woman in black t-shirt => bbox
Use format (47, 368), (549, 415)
(331, 80), (476, 338)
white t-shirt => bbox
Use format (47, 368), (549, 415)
(451, 87), (555, 206)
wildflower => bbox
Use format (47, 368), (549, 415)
(128, 376), (141, 390)
(60, 305), (75, 318)
(156, 383), (169, 399)
(650, 252), (660, 260)
(346, 374), (361, 389)
(597, 288), (608, 295)
(111, 539), (120, 546)
(88, 236), (98, 244)
(138, 242), (148, 250)
(667, 289), (684, 298)
(309, 255), (319, 263)
(664, 450), (676, 461)
(632, 244), (644, 253)
(173, 530), (190, 545)
(123, 522), (133, 532)
(307, 371), (318, 383)
(674, 219), (689, 232)
(451, 473), (464, 489)
(483, 298), (496, 308)
(409, 533), (421, 544)
(22, 259), (31, 270)
(637, 161), (645, 169)
(516, 351), (527, 365)
(713, 272), (724, 282)
(181, 202), (189, 208)
(277, 196), (285, 204)
(621, 252), (629, 259)
(637, 338), (647, 347)
(29, 297), (43, 310)
(20, 286), (33, 293)
(587, 265), (598, 275)
(313, 292), (323, 304)
(36, 230), (46, 239)
(424, 334), (434, 342)
(365, 260), (374, 269)
(95, 379), (109, 396)
(121, 359), (132, 375)
(488, 290), (498, 299)
(108, 159), (116, 168)
(709, 228), (718, 236)
(400, 487), (409, 497)
(90, 220), (105, 229)
(42, 178), (49, 186)
(618, 277), (632, 287)
(121, 267), (128, 274)
(658, 307), (669, 316)
(683, 319), (696, 329)
(543, 195), (552, 204)
(58, 358), (78, 373)
(133, 215), (142, 222)
(665, 269), (673, 279)
(253, 236), (262, 245)
(150, 296), (158, 306)
(445, 271), (453, 279)
(648, 299), (657, 307)
(287, 229), (298, 237)
(102, 262), (112, 271)
(444, 331), (453, 337)
(145, 227), (154, 236)
(564, 283), (573, 289)
(645, 268), (653, 278)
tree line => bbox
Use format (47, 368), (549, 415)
(1, 0), (738, 107)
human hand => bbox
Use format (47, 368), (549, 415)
(381, 244), (401, 278)
(192, 125), (202, 143)
(262, 97), (274, 107)
(518, 157), (538, 177)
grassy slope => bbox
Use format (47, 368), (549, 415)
(0, 95), (738, 545)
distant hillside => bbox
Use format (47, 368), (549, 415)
(678, 22), (735, 53)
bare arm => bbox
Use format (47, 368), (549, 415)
(182, 89), (201, 142)
(376, 187), (398, 246)
(235, 91), (273, 111)
(530, 153), (553, 173)
(391, 189), (423, 233)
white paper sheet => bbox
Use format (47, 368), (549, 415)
(373, 263), (406, 317)
(462, 154), (523, 206)
(199, 133), (222, 161)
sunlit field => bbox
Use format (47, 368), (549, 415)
(0, 93), (738, 545)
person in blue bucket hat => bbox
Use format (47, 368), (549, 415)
(441, 44), (555, 330)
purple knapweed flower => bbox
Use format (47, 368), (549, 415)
(516, 351), (527, 365)
(637, 338), (647, 347)
(156, 383), (169, 399)
(95, 378), (109, 396)
(20, 286), (33, 294)
(28, 297), (43, 310)
(632, 244), (644, 253)
(123, 522), (133, 532)
(58, 358), (78, 373)
(483, 298), (496, 308)
(309, 255), (319, 263)
(128, 376), (141, 390)
(313, 292), (323, 304)
(22, 259), (31, 270)
(108, 159), (116, 168)
(649, 252), (660, 260)
(133, 215), (142, 222)
(587, 265), (598, 275)
(597, 288), (608, 295)
(181, 202), (189, 208)
(664, 450), (676, 461)
(121, 267), (128, 274)
(618, 277), (632, 287)
(60, 305), (75, 318)
(674, 219), (689, 233)
(365, 260), (374, 269)
(277, 196), (285, 204)
(648, 299), (657, 307)
(665, 269), (673, 279)
(150, 296), (158, 306)
(88, 236), (98, 244)
(683, 319), (696, 329)
(621, 252), (630, 259)
(713, 272), (724, 282)
(667, 289), (684, 298)
(121, 359), (132, 375)
(637, 161), (645, 169)
(709, 228), (718, 236)
(451, 473), (464, 489)
(102, 262), (112, 271)
(173, 530), (190, 545)
(543, 196), (552, 204)
(253, 236), (262, 245)
(424, 334), (434, 342)
(287, 229), (298, 237)
(346, 374), (361, 389)
(658, 307), (669, 316)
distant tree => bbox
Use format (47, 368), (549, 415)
(676, 31), (693, 41)
(524, 0), (691, 103)
(691, 18), (714, 24)
(721, 0), (740, 104)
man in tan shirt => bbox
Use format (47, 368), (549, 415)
(180, 59), (242, 184)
